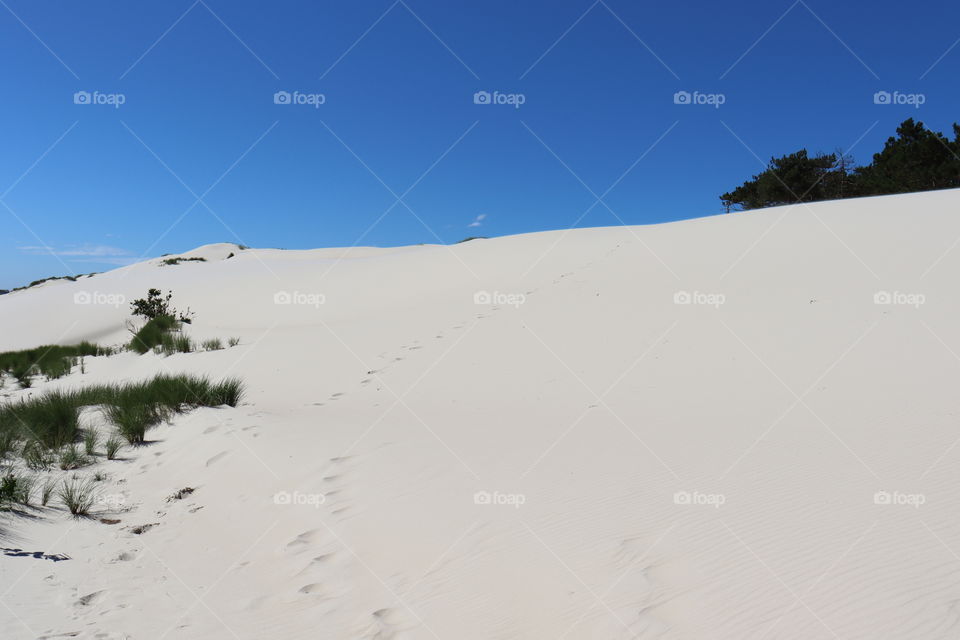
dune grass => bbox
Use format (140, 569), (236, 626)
(161, 332), (194, 355)
(83, 428), (99, 456)
(0, 374), (245, 459)
(105, 434), (123, 460)
(40, 477), (56, 506)
(201, 338), (223, 351)
(58, 443), (89, 470)
(0, 430), (17, 461)
(0, 342), (114, 389)
(0, 391), (81, 450)
(160, 256), (206, 266)
(21, 440), (52, 471)
(0, 471), (34, 508)
(58, 477), (96, 517)
(105, 401), (163, 445)
(129, 315), (179, 354)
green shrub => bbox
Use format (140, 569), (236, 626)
(228, 337), (240, 348)
(130, 288), (193, 323)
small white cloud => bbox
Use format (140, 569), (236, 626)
(19, 244), (132, 258)
(468, 214), (487, 228)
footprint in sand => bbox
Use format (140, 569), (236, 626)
(74, 590), (105, 607)
(298, 583), (326, 595)
(205, 451), (229, 467)
(294, 553), (335, 577)
(110, 550), (137, 564)
(285, 529), (324, 552)
(362, 607), (418, 639)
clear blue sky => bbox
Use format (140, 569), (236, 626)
(1, 0), (958, 289)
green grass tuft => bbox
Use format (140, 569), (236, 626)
(83, 428), (99, 456)
(0, 391), (81, 449)
(105, 434), (124, 460)
(105, 401), (163, 445)
(59, 444), (89, 470)
(201, 338), (223, 351)
(161, 332), (194, 355)
(21, 440), (52, 471)
(59, 477), (96, 517)
(0, 472), (34, 507)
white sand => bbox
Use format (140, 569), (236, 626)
(2, 189), (960, 638)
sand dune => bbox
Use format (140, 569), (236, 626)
(2, 189), (960, 638)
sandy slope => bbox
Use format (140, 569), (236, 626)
(2, 190), (960, 639)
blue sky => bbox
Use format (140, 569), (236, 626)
(1, 0), (958, 289)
